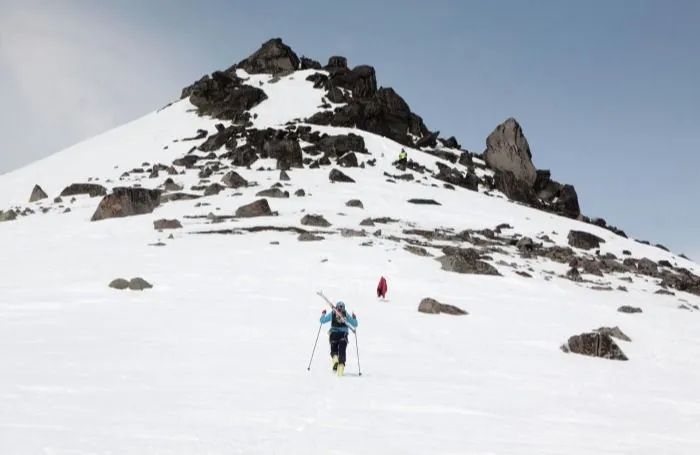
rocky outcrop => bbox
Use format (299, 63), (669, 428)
(181, 71), (267, 123)
(91, 187), (162, 221)
(235, 38), (300, 75)
(533, 170), (580, 218)
(436, 247), (501, 276)
(484, 118), (537, 187)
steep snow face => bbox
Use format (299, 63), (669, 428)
(0, 68), (699, 454)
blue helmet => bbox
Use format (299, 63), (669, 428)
(336, 301), (345, 309)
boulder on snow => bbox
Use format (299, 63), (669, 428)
(301, 214), (331, 227)
(418, 297), (468, 315)
(109, 277), (152, 291)
(29, 184), (48, 203)
(235, 199), (273, 217)
(154, 219), (182, 230)
(91, 187), (162, 221)
(329, 168), (355, 183)
(561, 331), (628, 361)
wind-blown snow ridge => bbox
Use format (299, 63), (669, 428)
(0, 39), (699, 454)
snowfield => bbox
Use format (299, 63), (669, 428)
(1, 68), (699, 455)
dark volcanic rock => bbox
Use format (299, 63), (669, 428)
(484, 117), (537, 187)
(533, 170), (581, 218)
(436, 252), (501, 276)
(221, 171), (249, 188)
(236, 38), (300, 75)
(562, 332), (628, 361)
(235, 199), (273, 217)
(493, 171), (538, 205)
(264, 139), (303, 169)
(198, 126), (239, 152)
(301, 214), (331, 227)
(181, 70), (267, 122)
(60, 183), (107, 198)
(91, 187), (162, 221)
(316, 133), (366, 157)
(307, 87), (432, 147)
(568, 230), (605, 250)
(434, 162), (478, 191)
(329, 168), (355, 183)
(337, 152), (359, 168)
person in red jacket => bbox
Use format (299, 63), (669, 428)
(376, 276), (387, 299)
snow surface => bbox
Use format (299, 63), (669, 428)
(1, 69), (700, 454)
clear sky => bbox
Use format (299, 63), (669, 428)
(0, 0), (698, 257)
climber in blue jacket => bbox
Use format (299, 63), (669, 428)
(319, 301), (358, 375)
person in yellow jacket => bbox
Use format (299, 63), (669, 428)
(398, 148), (407, 163)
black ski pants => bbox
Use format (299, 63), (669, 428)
(329, 331), (349, 365)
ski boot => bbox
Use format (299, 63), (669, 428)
(331, 355), (339, 371)
(337, 363), (345, 376)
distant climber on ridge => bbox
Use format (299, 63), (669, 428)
(319, 301), (358, 376)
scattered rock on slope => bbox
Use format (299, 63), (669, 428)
(154, 219), (182, 230)
(221, 171), (248, 188)
(329, 168), (355, 183)
(436, 248), (501, 276)
(418, 297), (468, 315)
(568, 230), (605, 250)
(346, 199), (364, 208)
(618, 305), (642, 314)
(256, 187), (289, 198)
(29, 184), (48, 202)
(408, 198), (441, 206)
(484, 117), (537, 187)
(91, 187), (162, 221)
(235, 199), (273, 217)
(109, 277), (153, 291)
(298, 233), (324, 242)
(561, 331), (628, 361)
(301, 214), (331, 227)
(61, 183), (107, 198)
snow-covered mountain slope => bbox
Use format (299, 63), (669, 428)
(1, 38), (699, 454)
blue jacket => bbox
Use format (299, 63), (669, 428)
(320, 309), (358, 333)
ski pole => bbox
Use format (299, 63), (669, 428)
(307, 323), (322, 371)
(354, 332), (362, 376)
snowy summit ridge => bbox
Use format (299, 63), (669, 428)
(1, 37), (700, 454)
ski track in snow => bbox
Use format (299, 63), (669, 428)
(0, 70), (699, 454)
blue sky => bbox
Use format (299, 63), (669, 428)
(0, 0), (698, 256)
